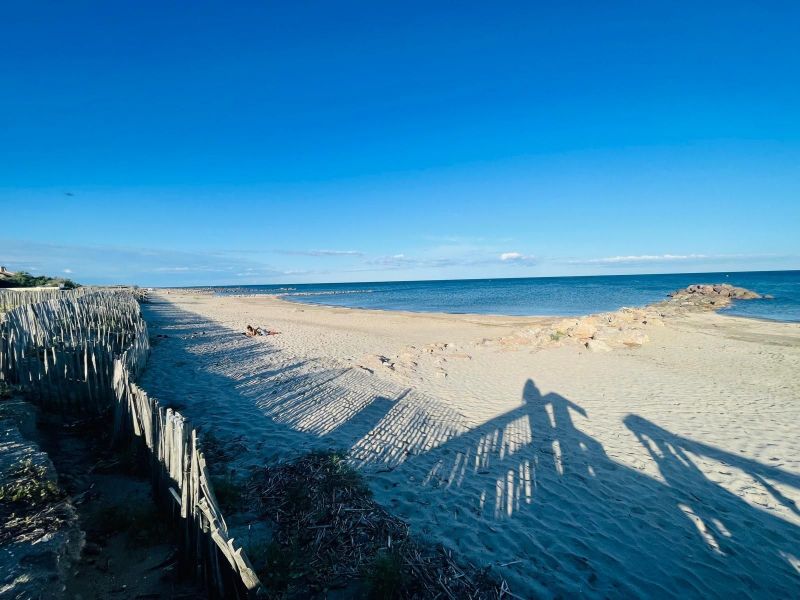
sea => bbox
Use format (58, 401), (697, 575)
(208, 270), (800, 322)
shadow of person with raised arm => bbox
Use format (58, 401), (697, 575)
(374, 379), (659, 596)
(372, 378), (800, 598)
(625, 414), (800, 597)
(142, 295), (800, 597)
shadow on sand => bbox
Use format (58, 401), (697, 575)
(141, 298), (800, 598)
(389, 379), (800, 597)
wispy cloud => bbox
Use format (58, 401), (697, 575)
(0, 239), (290, 286)
(276, 249), (364, 257)
(367, 250), (538, 270)
(366, 254), (460, 269)
(568, 253), (779, 266)
(572, 254), (708, 265)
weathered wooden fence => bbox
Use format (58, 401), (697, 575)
(0, 289), (262, 598)
(0, 287), (95, 313)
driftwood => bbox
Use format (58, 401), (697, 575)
(0, 288), (262, 598)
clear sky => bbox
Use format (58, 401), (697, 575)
(2, 1), (799, 286)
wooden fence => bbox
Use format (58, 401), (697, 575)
(0, 287), (95, 313)
(0, 289), (262, 598)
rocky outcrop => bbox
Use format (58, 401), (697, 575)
(493, 283), (763, 353)
(0, 399), (82, 599)
(354, 284), (765, 381)
(665, 284), (763, 312)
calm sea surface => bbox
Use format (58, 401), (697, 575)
(207, 271), (800, 322)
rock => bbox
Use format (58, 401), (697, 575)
(553, 319), (578, 336)
(570, 320), (598, 340)
(681, 283), (761, 300)
(586, 339), (612, 352)
(359, 354), (395, 372)
(622, 331), (649, 347)
(732, 288), (761, 300)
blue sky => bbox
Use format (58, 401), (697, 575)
(2, 1), (799, 286)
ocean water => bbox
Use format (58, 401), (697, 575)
(210, 271), (800, 322)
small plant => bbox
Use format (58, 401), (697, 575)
(210, 475), (244, 513)
(87, 503), (170, 547)
(313, 450), (371, 498)
(200, 430), (248, 466)
(366, 549), (406, 599)
(550, 330), (565, 341)
(0, 459), (62, 506)
(259, 538), (304, 591)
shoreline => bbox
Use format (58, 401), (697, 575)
(163, 288), (554, 325)
(163, 283), (799, 324)
(158, 268), (800, 323)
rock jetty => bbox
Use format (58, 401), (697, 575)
(497, 283), (764, 353)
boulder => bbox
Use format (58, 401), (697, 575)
(622, 330), (649, 347)
(585, 339), (612, 352)
(681, 283), (761, 300)
(570, 320), (598, 340)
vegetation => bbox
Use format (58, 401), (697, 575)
(0, 270), (79, 289)
(365, 549), (405, 599)
(246, 450), (503, 598)
(86, 503), (171, 547)
(210, 475), (245, 514)
(0, 381), (14, 400)
(0, 459), (62, 506)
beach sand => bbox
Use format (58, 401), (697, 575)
(139, 291), (800, 598)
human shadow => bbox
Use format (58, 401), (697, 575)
(625, 414), (800, 596)
(141, 298), (800, 598)
(371, 379), (800, 598)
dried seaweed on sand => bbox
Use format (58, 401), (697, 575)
(245, 451), (509, 598)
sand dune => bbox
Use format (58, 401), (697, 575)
(140, 291), (800, 598)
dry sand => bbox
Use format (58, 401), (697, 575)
(139, 291), (800, 598)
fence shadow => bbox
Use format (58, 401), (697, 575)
(353, 379), (800, 597)
(141, 297), (410, 465)
(141, 297), (800, 598)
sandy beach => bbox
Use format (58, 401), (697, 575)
(139, 290), (800, 598)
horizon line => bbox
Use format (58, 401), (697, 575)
(157, 267), (800, 289)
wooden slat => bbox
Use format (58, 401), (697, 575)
(0, 288), (263, 598)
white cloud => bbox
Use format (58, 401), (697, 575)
(63, 268), (73, 273)
(500, 252), (536, 264)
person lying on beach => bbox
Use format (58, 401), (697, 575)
(244, 324), (281, 337)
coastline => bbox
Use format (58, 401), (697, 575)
(142, 288), (800, 597)
(169, 269), (800, 323)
